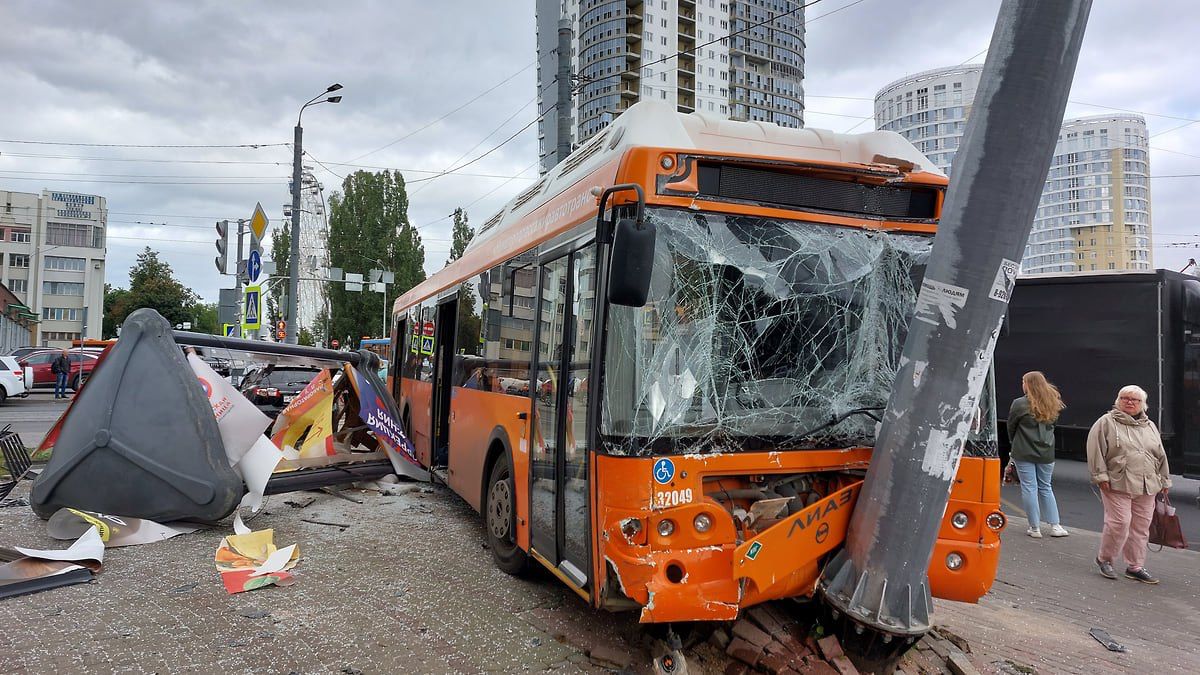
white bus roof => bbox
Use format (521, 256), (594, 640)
(466, 100), (940, 253)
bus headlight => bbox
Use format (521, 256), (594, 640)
(946, 552), (964, 570)
(657, 519), (676, 537)
(693, 513), (713, 533)
(985, 511), (1007, 531)
(950, 511), (969, 529)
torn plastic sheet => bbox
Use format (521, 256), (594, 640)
(602, 208), (933, 455)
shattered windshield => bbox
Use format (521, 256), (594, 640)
(601, 208), (932, 455)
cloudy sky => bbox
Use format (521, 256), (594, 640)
(1, 0), (1197, 305)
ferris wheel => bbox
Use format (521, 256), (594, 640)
(282, 165), (330, 336)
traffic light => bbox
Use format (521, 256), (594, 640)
(214, 220), (229, 274)
(276, 320), (286, 340)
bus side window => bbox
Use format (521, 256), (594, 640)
(456, 278), (484, 358)
(419, 302), (436, 382)
(403, 308), (422, 380)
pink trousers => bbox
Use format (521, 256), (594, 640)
(1098, 488), (1156, 570)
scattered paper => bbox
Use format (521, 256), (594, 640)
(1, 527), (104, 600)
(214, 527), (299, 594)
(15, 527), (104, 566)
(47, 509), (199, 548)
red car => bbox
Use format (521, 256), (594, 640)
(19, 350), (99, 392)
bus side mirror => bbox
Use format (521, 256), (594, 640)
(608, 217), (656, 307)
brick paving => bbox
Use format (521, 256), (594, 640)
(933, 521), (1200, 674)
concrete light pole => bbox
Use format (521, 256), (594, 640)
(287, 83), (342, 344)
(819, 0), (1091, 658)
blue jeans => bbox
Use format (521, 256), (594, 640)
(1014, 460), (1060, 528)
(54, 372), (68, 398)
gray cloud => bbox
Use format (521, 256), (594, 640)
(1, 0), (1196, 305)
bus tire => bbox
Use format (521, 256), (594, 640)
(486, 458), (528, 575)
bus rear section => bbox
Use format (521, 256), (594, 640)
(389, 101), (1005, 624)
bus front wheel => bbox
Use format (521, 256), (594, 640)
(486, 458), (529, 575)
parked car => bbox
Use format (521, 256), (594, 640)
(7, 346), (48, 360)
(0, 356), (33, 404)
(19, 350), (98, 392)
(238, 365), (322, 417)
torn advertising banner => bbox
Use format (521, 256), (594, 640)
(187, 353), (271, 465)
(214, 527), (298, 594)
(271, 369), (336, 459)
(47, 508), (199, 548)
(1, 527), (104, 600)
(345, 363), (428, 481)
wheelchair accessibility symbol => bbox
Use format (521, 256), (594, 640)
(653, 458), (675, 485)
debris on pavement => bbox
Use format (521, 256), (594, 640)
(47, 508), (199, 547)
(214, 527), (299, 594)
(1089, 627), (1128, 653)
(0, 526), (104, 600)
(283, 495), (317, 509)
(301, 517), (351, 529)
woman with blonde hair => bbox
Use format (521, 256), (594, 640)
(1088, 385), (1171, 584)
(1008, 371), (1068, 538)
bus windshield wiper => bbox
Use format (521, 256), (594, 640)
(796, 407), (885, 440)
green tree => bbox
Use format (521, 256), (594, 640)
(193, 302), (219, 334)
(298, 327), (315, 346)
(267, 227), (290, 330)
(447, 208), (481, 355)
(447, 207), (473, 263)
(326, 170), (425, 342)
(104, 248), (199, 333)
(102, 284), (130, 338)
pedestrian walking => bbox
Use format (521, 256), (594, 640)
(1088, 385), (1172, 584)
(1008, 371), (1069, 539)
(51, 349), (70, 399)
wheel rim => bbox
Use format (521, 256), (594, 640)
(488, 477), (513, 543)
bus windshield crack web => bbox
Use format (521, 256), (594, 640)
(602, 207), (955, 456)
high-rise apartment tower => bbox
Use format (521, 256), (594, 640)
(536, 0), (806, 173)
(875, 68), (1153, 273)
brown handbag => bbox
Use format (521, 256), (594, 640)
(1149, 494), (1188, 549)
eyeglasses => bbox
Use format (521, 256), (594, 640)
(1119, 396), (1144, 403)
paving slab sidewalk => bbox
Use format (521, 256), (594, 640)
(933, 520), (1200, 674)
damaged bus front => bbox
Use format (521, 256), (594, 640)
(592, 167), (1004, 623)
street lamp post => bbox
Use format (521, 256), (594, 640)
(287, 83), (342, 344)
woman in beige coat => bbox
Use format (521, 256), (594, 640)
(1087, 385), (1172, 584)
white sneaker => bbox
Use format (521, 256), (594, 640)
(1049, 524), (1070, 537)
(1027, 527), (1043, 539)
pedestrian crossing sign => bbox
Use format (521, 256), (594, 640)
(222, 323), (236, 337)
(243, 285), (261, 331)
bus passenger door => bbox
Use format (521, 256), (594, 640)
(531, 244), (596, 589)
(432, 298), (458, 469)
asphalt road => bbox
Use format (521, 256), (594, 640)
(0, 390), (68, 448)
(1001, 457), (1200, 545)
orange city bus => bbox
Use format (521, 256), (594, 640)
(388, 101), (1005, 623)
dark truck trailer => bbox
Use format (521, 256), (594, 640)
(994, 270), (1200, 478)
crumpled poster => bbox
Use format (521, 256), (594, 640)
(270, 369), (336, 459)
(0, 527), (105, 599)
(214, 527), (299, 594)
(47, 508), (199, 547)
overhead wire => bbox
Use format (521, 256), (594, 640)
(0, 139), (287, 149)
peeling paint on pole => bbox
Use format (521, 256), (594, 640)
(820, 0), (1093, 645)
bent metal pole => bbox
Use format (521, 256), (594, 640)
(820, 0), (1092, 640)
